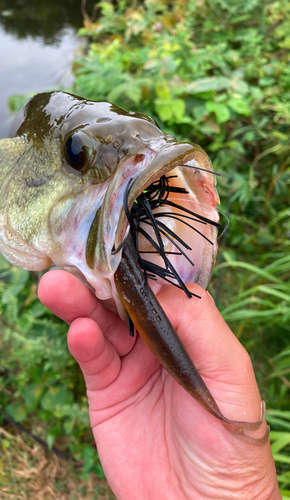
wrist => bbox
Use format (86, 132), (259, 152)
(180, 426), (280, 500)
(229, 439), (281, 500)
(268, 484), (282, 500)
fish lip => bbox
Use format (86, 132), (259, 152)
(113, 142), (215, 251)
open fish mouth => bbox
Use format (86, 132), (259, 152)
(87, 143), (220, 303)
(122, 172), (219, 300)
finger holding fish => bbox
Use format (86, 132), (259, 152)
(38, 269), (136, 357)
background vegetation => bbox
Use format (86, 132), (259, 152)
(1, 0), (290, 497)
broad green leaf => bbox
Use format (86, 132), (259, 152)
(154, 99), (173, 121)
(155, 83), (171, 99)
(81, 444), (102, 477)
(230, 78), (249, 94)
(171, 99), (186, 120)
(41, 386), (74, 414)
(30, 301), (49, 318)
(206, 102), (231, 123)
(185, 77), (231, 94)
(10, 268), (30, 286)
(125, 86), (142, 105)
(23, 383), (43, 410)
(192, 102), (208, 121)
(5, 403), (27, 423)
(199, 120), (220, 134)
(228, 97), (251, 116)
(224, 50), (240, 66)
(63, 418), (75, 435)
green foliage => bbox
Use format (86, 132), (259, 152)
(73, 0), (290, 289)
(267, 412), (290, 495)
(0, 255), (103, 478)
(73, 0), (289, 179)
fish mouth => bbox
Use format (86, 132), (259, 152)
(87, 141), (220, 296)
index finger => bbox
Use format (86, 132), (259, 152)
(38, 270), (136, 356)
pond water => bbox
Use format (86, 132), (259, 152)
(0, 0), (94, 138)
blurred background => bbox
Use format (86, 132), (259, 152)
(0, 0), (289, 498)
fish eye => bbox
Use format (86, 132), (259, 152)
(65, 131), (99, 172)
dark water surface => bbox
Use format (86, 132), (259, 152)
(0, 0), (94, 138)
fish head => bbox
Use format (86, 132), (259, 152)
(0, 91), (219, 314)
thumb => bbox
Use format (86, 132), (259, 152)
(158, 283), (263, 424)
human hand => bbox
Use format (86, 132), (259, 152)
(38, 271), (281, 500)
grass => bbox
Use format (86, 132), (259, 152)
(0, 426), (115, 500)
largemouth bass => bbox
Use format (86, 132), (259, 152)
(0, 91), (267, 444)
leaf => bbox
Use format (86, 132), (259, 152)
(63, 418), (75, 435)
(199, 120), (220, 135)
(273, 453), (290, 465)
(10, 268), (30, 286)
(0, 255), (10, 270)
(95, 461), (106, 479)
(125, 85), (142, 105)
(185, 77), (231, 94)
(228, 97), (251, 116)
(224, 50), (240, 66)
(30, 301), (49, 318)
(270, 432), (290, 454)
(46, 434), (55, 452)
(230, 78), (249, 94)
(5, 403), (27, 423)
(155, 83), (171, 99)
(192, 102), (208, 121)
(206, 102), (231, 123)
(171, 99), (186, 120)
(266, 411), (290, 431)
(23, 383), (43, 410)
(154, 99), (173, 121)
(216, 261), (285, 285)
(80, 444), (101, 478)
(41, 386), (74, 415)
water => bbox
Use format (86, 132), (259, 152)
(0, 0), (94, 138)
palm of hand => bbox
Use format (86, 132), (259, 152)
(39, 271), (272, 500)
